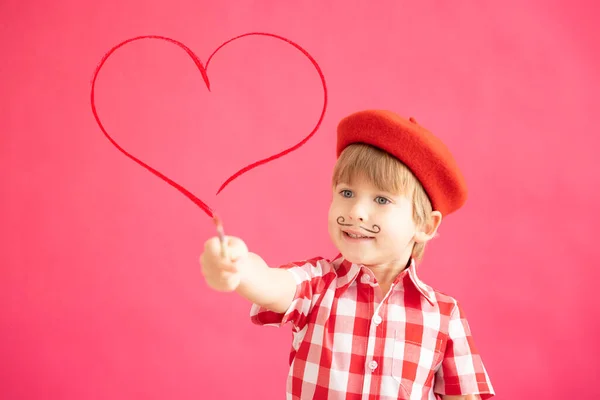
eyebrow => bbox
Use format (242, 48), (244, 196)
(378, 189), (401, 197)
(335, 183), (400, 197)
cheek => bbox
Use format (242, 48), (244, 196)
(328, 198), (342, 218)
(383, 225), (403, 242)
(385, 222), (415, 245)
(327, 203), (338, 230)
(378, 212), (410, 238)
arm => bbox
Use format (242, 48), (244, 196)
(235, 252), (297, 313)
(434, 302), (494, 399)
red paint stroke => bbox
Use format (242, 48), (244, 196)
(91, 33), (328, 218)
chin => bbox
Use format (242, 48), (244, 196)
(337, 249), (373, 266)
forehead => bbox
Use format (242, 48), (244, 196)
(332, 143), (418, 195)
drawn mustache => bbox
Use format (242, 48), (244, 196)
(336, 216), (381, 234)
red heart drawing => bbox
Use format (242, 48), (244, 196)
(90, 33), (328, 218)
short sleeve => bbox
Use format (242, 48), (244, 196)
(249, 257), (330, 331)
(434, 302), (495, 399)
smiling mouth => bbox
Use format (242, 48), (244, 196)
(343, 231), (374, 239)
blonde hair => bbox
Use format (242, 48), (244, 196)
(331, 143), (435, 262)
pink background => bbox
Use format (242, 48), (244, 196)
(2, 1), (599, 399)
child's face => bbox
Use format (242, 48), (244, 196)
(328, 173), (417, 268)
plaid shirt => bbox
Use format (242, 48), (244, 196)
(250, 257), (494, 400)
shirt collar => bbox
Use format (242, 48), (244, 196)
(333, 256), (436, 305)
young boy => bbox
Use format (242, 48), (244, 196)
(200, 110), (495, 399)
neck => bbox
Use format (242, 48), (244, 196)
(365, 256), (412, 291)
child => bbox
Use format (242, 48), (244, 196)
(200, 110), (495, 400)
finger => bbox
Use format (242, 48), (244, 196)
(213, 235), (240, 259)
(199, 251), (237, 274)
(203, 237), (229, 262)
(201, 259), (237, 274)
(213, 269), (238, 281)
(220, 261), (238, 273)
(225, 236), (249, 262)
(204, 237), (222, 255)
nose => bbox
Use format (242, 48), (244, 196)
(348, 201), (368, 222)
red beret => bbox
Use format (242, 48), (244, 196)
(336, 110), (467, 216)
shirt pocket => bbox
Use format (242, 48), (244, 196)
(391, 329), (444, 388)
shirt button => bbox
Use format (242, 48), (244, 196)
(373, 315), (382, 325)
(368, 360), (378, 370)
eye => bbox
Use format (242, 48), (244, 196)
(340, 189), (353, 198)
(375, 196), (391, 205)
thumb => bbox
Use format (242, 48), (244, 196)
(225, 236), (249, 262)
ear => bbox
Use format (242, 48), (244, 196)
(414, 211), (443, 243)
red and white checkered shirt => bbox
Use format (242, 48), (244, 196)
(250, 256), (494, 400)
